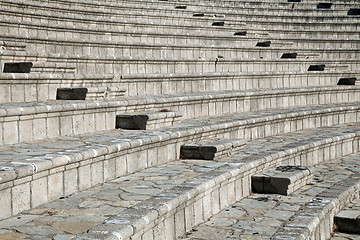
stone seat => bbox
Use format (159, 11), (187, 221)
(182, 153), (360, 240)
(0, 70), (358, 103)
(118, 70), (359, 95)
(1, 25), (359, 54)
(23, 0), (359, 18)
(1, 85), (360, 145)
(0, 122), (358, 239)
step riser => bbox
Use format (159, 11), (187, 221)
(0, 108), (358, 220)
(1, 87), (360, 145)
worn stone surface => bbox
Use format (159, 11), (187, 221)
(182, 154), (360, 239)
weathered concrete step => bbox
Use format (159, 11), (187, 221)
(1, 123), (359, 239)
(0, 104), (360, 219)
(56, 86), (126, 100)
(3, 61), (76, 74)
(252, 165), (313, 195)
(334, 199), (360, 234)
(1, 86), (360, 145)
(180, 138), (246, 160)
(0, 71), (358, 101)
(182, 153), (360, 240)
(3, 53), (359, 75)
(116, 110), (182, 130)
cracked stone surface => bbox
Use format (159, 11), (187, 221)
(0, 123), (360, 238)
(181, 153), (360, 240)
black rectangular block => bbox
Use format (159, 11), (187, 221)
(3, 62), (33, 73)
(308, 64), (325, 71)
(256, 41), (271, 47)
(56, 88), (88, 100)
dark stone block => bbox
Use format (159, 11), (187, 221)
(348, 8), (360, 15)
(212, 21), (225, 26)
(180, 145), (218, 160)
(234, 31), (247, 36)
(317, 2), (332, 9)
(308, 64), (325, 71)
(337, 77), (357, 85)
(3, 62), (33, 73)
(252, 176), (291, 195)
(56, 88), (88, 100)
(335, 213), (360, 234)
(288, 0), (301, 2)
(256, 41), (271, 47)
(281, 53), (297, 59)
(193, 13), (205, 17)
(116, 115), (149, 130)
(175, 6), (187, 9)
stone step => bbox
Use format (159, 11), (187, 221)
(1, 86), (360, 145)
(0, 123), (359, 239)
(182, 153), (360, 240)
(56, 86), (126, 100)
(2, 29), (359, 56)
(0, 71), (358, 102)
(180, 138), (246, 160)
(0, 103), (359, 219)
(116, 110), (182, 130)
(252, 165), (313, 195)
(22, 0), (359, 17)
(334, 199), (360, 234)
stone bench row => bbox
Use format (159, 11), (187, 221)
(2, 10), (358, 38)
(3, 42), (360, 65)
(26, 0), (360, 17)
(3, 56), (358, 76)
(3, 1), (359, 28)
(183, 154), (360, 240)
(2, 27), (359, 55)
(2, 123), (358, 239)
(0, 105), (359, 220)
(0, 71), (357, 103)
(0, 85), (359, 145)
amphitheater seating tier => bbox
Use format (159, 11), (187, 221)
(0, 0), (359, 238)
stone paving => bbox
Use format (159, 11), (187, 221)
(181, 154), (360, 240)
(0, 123), (360, 239)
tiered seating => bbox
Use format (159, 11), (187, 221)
(0, 0), (359, 238)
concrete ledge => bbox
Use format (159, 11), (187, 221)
(180, 138), (246, 160)
(1, 86), (360, 145)
(252, 165), (313, 195)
